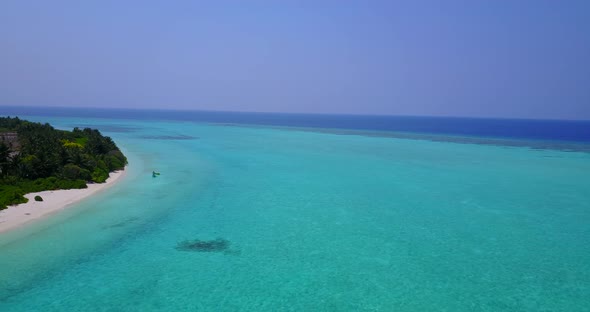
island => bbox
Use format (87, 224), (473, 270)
(0, 116), (127, 210)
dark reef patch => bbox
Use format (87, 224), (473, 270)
(69, 124), (142, 133)
(175, 238), (235, 253)
(139, 135), (198, 140)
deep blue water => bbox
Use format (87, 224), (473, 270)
(2, 106), (590, 143)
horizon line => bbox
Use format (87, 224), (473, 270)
(1, 104), (589, 123)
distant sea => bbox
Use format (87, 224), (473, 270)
(0, 106), (589, 311)
(3, 105), (590, 143)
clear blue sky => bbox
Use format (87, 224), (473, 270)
(0, 1), (589, 119)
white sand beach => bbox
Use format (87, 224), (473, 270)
(0, 169), (127, 233)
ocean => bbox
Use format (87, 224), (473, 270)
(0, 107), (589, 311)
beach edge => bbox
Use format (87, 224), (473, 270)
(0, 167), (128, 233)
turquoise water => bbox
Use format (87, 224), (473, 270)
(1, 116), (589, 311)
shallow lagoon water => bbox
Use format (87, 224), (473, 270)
(0, 116), (589, 311)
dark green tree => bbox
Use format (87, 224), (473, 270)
(0, 117), (127, 209)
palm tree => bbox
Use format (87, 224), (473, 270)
(0, 142), (9, 176)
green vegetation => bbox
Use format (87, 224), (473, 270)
(0, 117), (127, 209)
(34, 195), (43, 202)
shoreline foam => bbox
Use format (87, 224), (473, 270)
(0, 168), (127, 233)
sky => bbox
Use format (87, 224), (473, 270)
(0, 1), (589, 119)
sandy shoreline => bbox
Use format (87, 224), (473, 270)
(0, 168), (127, 233)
